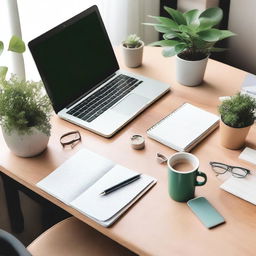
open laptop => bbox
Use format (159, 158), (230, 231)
(28, 5), (170, 137)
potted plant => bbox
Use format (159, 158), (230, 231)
(0, 36), (52, 157)
(122, 34), (144, 68)
(0, 75), (52, 157)
(218, 93), (256, 149)
(145, 6), (235, 86)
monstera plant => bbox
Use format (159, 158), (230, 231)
(145, 7), (235, 86)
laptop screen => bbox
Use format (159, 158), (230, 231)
(29, 6), (119, 113)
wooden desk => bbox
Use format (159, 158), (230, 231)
(1, 47), (256, 256)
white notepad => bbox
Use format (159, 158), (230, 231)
(147, 103), (219, 152)
(220, 175), (256, 205)
(37, 148), (156, 227)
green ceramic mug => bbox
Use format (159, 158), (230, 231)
(167, 152), (207, 202)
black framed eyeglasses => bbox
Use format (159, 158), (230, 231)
(209, 161), (250, 178)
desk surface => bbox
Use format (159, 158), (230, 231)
(1, 47), (256, 256)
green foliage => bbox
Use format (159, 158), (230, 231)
(123, 34), (142, 48)
(0, 75), (52, 135)
(218, 93), (256, 128)
(0, 35), (26, 79)
(145, 6), (236, 60)
(8, 35), (26, 53)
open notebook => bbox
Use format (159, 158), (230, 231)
(37, 148), (156, 227)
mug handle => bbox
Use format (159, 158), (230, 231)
(195, 171), (207, 186)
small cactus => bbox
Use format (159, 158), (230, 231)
(123, 34), (141, 48)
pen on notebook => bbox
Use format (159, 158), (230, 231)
(99, 174), (141, 196)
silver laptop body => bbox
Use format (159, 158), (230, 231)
(29, 5), (170, 137)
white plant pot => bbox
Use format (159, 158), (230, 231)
(2, 127), (50, 157)
(176, 54), (209, 86)
(122, 41), (144, 68)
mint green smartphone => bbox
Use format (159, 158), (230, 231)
(187, 197), (225, 229)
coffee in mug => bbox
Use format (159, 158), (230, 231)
(167, 152), (207, 202)
(172, 160), (194, 172)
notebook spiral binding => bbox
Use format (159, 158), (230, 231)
(147, 103), (187, 132)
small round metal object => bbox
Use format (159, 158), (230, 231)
(130, 135), (145, 150)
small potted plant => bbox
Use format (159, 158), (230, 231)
(0, 36), (52, 157)
(218, 93), (256, 149)
(0, 75), (52, 157)
(145, 6), (235, 86)
(122, 34), (144, 68)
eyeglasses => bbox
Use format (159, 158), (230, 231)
(209, 161), (250, 178)
(60, 131), (81, 148)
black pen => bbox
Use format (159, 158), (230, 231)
(99, 174), (141, 196)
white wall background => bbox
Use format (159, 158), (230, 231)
(1, 0), (159, 80)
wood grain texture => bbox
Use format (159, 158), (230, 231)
(1, 47), (256, 256)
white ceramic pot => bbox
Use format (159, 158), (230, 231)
(122, 41), (144, 68)
(2, 127), (50, 157)
(176, 54), (209, 86)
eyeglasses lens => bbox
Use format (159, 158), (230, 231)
(231, 167), (248, 178)
(211, 163), (227, 174)
(61, 133), (80, 144)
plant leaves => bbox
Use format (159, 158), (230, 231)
(174, 43), (187, 53)
(197, 29), (221, 42)
(218, 30), (236, 40)
(0, 41), (4, 56)
(184, 9), (200, 25)
(162, 47), (176, 57)
(8, 35), (25, 53)
(209, 47), (228, 52)
(0, 66), (8, 80)
(148, 15), (179, 30)
(199, 7), (223, 30)
(164, 6), (187, 25)
(163, 31), (180, 40)
(150, 40), (180, 47)
(143, 23), (174, 33)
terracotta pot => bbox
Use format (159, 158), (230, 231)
(219, 120), (251, 149)
(2, 126), (49, 157)
(122, 41), (144, 68)
(176, 54), (209, 86)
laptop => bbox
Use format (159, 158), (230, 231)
(28, 5), (170, 137)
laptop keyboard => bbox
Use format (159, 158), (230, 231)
(67, 74), (142, 122)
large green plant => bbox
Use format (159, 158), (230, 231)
(145, 7), (235, 60)
(0, 35), (25, 78)
(0, 75), (52, 135)
(218, 93), (256, 128)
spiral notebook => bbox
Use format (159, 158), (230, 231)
(147, 103), (219, 152)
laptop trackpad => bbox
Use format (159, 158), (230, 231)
(111, 93), (150, 116)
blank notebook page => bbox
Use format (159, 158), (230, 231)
(147, 103), (219, 151)
(70, 165), (155, 221)
(220, 174), (256, 205)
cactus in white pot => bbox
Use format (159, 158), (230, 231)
(122, 34), (144, 68)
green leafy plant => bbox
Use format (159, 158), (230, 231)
(0, 35), (26, 78)
(145, 7), (235, 60)
(0, 75), (52, 135)
(218, 93), (256, 128)
(123, 34), (142, 48)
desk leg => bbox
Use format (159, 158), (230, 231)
(0, 173), (24, 233)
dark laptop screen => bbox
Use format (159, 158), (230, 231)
(28, 6), (119, 113)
